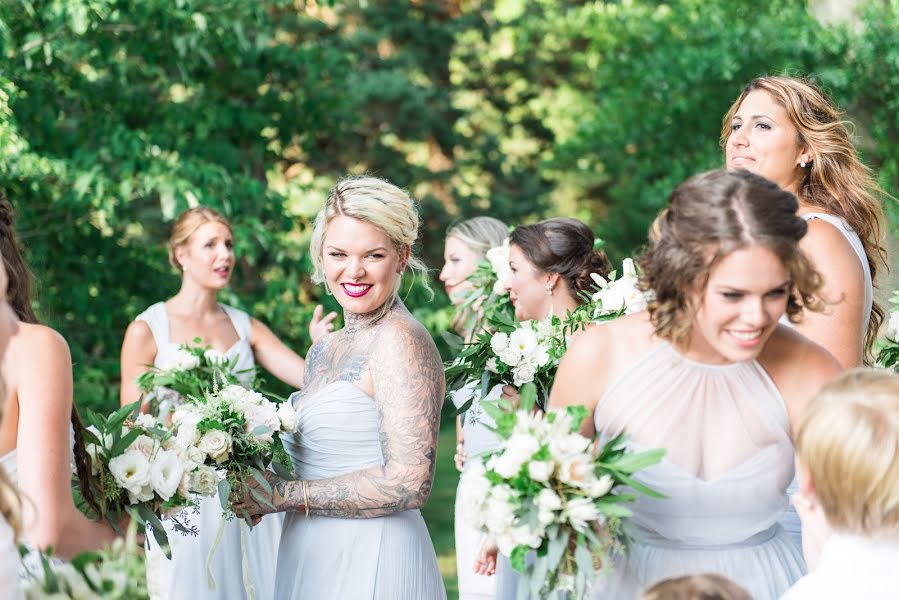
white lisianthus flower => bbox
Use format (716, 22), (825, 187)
(509, 328), (539, 357)
(512, 361), (537, 386)
(535, 487), (563, 512)
(486, 358), (499, 374)
(586, 473), (615, 498)
(198, 430), (232, 464)
(277, 402), (298, 433)
(109, 450), (151, 493)
(486, 239), (512, 294)
(245, 403), (280, 444)
(134, 413), (157, 428)
(190, 465), (220, 497)
(203, 348), (227, 365)
(558, 453), (594, 488)
(564, 497), (601, 532)
(490, 332), (510, 354)
(532, 346), (551, 368)
(150, 449), (184, 501)
(498, 347), (522, 367)
(888, 310), (899, 341)
(510, 524), (543, 549)
(128, 482), (155, 504)
(527, 459), (554, 482)
(492, 433), (540, 478)
(166, 349), (200, 371)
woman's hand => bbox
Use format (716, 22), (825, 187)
(474, 538), (498, 576)
(454, 441), (466, 472)
(309, 305), (338, 343)
(500, 385), (521, 409)
(231, 470), (283, 524)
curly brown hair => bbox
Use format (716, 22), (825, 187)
(640, 170), (823, 346)
(721, 76), (891, 358)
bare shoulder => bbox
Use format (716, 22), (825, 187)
(760, 325), (843, 413)
(123, 319), (155, 345)
(10, 323), (70, 360)
(378, 309), (440, 362)
(571, 311), (655, 357)
(801, 218), (865, 282)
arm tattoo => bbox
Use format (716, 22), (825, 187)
(292, 307), (444, 518)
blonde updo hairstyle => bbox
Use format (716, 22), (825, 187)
(168, 207), (233, 271)
(446, 216), (508, 258)
(310, 176), (429, 316)
(640, 169), (823, 347)
(795, 368), (899, 537)
(721, 76), (890, 357)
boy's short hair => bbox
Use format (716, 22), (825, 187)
(642, 573), (752, 600)
(795, 368), (899, 537)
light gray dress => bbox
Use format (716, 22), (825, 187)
(275, 380), (446, 600)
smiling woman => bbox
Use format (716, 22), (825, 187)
(549, 170), (843, 600)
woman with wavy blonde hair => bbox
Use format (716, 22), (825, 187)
(721, 75), (890, 368)
(550, 170), (842, 599)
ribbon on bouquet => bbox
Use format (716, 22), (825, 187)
(206, 515), (257, 600)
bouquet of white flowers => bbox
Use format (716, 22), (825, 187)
(168, 382), (297, 522)
(453, 238), (516, 326)
(446, 313), (567, 413)
(459, 389), (665, 599)
(21, 521), (148, 600)
(136, 338), (257, 420)
(565, 258), (650, 332)
(81, 404), (206, 556)
(876, 290), (899, 371)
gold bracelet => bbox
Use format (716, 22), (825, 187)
(302, 480), (311, 517)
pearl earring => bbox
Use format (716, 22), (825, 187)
(800, 160), (807, 168)
(546, 287), (553, 297)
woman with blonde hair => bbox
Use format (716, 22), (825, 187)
(440, 216), (508, 600)
(550, 170), (842, 599)
(120, 205), (334, 599)
(0, 253), (23, 597)
(783, 369), (899, 599)
(722, 75), (889, 368)
(0, 198), (117, 568)
(232, 176), (446, 599)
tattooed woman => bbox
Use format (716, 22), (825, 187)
(233, 176), (447, 600)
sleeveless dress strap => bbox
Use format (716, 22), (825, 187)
(134, 302), (170, 348)
(801, 212), (873, 328)
(220, 304), (252, 340)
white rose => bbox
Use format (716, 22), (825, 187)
(203, 348), (227, 365)
(558, 453), (594, 488)
(486, 358), (499, 374)
(166, 348), (200, 371)
(549, 432), (592, 462)
(498, 347), (522, 367)
(490, 332), (510, 354)
(198, 430), (232, 464)
(246, 404), (280, 444)
(149, 449), (184, 501)
(512, 361), (536, 387)
(535, 487), (563, 512)
(527, 460), (554, 483)
(129, 434), (156, 458)
(277, 402), (298, 433)
(189, 465), (220, 497)
(509, 328), (539, 357)
(586, 473), (614, 498)
(108, 450), (151, 494)
(219, 384), (257, 412)
(171, 404), (199, 427)
(564, 497), (600, 532)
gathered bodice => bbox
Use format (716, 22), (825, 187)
(283, 381), (383, 480)
(136, 302), (255, 387)
(594, 342), (794, 546)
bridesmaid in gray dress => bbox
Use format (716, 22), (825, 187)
(234, 176), (446, 600)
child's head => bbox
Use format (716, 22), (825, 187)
(795, 368), (899, 537)
(642, 574), (752, 600)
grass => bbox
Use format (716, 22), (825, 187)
(422, 420), (462, 600)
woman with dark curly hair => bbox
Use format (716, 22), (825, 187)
(549, 170), (842, 599)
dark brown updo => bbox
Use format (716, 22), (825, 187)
(510, 217), (611, 300)
(640, 169), (824, 345)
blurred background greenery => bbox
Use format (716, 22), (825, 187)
(2, 0), (898, 596)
